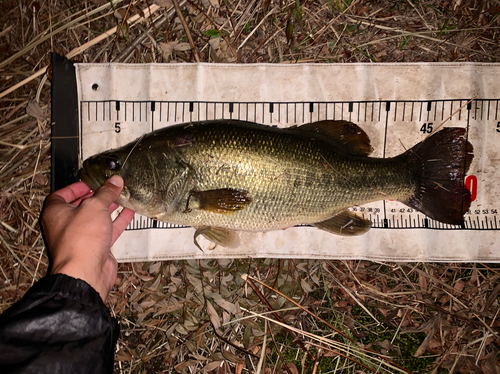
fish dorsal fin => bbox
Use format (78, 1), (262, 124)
(313, 210), (371, 236)
(297, 120), (373, 156)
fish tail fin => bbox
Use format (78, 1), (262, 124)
(402, 127), (474, 225)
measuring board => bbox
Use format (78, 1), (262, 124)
(51, 55), (500, 261)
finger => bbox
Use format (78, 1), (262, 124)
(109, 203), (119, 213)
(111, 208), (135, 245)
(45, 181), (92, 206)
(93, 175), (124, 209)
(71, 191), (95, 207)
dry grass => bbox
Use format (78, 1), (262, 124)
(1, 0), (500, 373)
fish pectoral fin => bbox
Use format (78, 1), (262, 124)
(313, 210), (371, 236)
(297, 120), (373, 156)
(194, 226), (240, 249)
(188, 188), (252, 214)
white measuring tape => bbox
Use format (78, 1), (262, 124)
(72, 63), (499, 262)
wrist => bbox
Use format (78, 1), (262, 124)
(51, 261), (109, 301)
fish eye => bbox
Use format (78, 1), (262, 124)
(108, 157), (121, 171)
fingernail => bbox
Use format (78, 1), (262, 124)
(109, 175), (123, 188)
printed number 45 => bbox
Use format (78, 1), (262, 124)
(420, 122), (433, 134)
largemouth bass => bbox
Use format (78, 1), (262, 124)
(79, 120), (473, 248)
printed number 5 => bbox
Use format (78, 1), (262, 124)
(115, 122), (121, 133)
(420, 122), (433, 134)
(497, 121), (500, 132)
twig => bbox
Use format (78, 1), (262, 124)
(31, 234), (44, 286)
(255, 319), (267, 374)
(425, 98), (475, 139)
(237, 8), (277, 51)
(346, 16), (500, 59)
(172, 0), (200, 62)
(228, 0), (258, 41)
(249, 13), (292, 61)
(144, 0), (159, 47)
(355, 27), (500, 50)
(266, 319), (294, 374)
(311, 346), (321, 374)
(309, 0), (359, 46)
(330, 272), (381, 325)
(109, 0), (136, 60)
(0, 140), (27, 149)
(0, 68), (46, 101)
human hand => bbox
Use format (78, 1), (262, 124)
(41, 176), (135, 301)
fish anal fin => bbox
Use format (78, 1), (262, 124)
(297, 120), (373, 156)
(194, 226), (240, 250)
(313, 210), (371, 236)
(189, 188), (252, 214)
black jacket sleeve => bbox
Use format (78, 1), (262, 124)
(0, 274), (119, 374)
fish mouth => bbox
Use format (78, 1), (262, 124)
(78, 167), (103, 191)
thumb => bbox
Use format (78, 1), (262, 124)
(94, 175), (124, 207)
